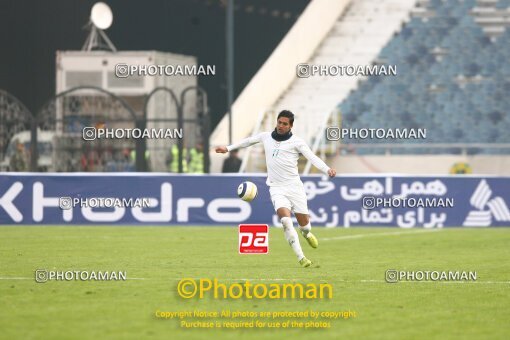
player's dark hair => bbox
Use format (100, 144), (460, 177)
(277, 110), (294, 125)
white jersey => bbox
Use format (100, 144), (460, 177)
(227, 132), (330, 187)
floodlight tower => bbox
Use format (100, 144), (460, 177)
(82, 2), (117, 52)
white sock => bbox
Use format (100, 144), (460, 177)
(299, 222), (311, 236)
(281, 217), (304, 260)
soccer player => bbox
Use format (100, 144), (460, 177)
(215, 110), (336, 267)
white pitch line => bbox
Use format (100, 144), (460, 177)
(359, 280), (510, 284)
(2, 276), (506, 284)
(166, 278), (324, 282)
(222, 278), (330, 282)
(0, 277), (147, 280)
(153, 278), (510, 284)
(165, 278), (508, 284)
(321, 229), (440, 241)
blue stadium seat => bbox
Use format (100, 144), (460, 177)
(336, 0), (509, 154)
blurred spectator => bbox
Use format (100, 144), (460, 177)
(188, 142), (204, 173)
(168, 144), (188, 172)
(10, 139), (27, 171)
(130, 148), (150, 171)
(222, 149), (241, 173)
(81, 149), (99, 171)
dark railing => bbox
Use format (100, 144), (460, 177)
(0, 86), (210, 173)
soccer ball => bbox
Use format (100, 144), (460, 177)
(237, 181), (258, 202)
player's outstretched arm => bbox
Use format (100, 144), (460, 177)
(216, 133), (264, 154)
(297, 141), (336, 177)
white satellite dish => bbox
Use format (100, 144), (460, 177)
(91, 2), (113, 30)
(82, 2), (117, 52)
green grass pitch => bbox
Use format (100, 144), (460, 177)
(1, 226), (509, 339)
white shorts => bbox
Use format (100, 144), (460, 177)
(269, 183), (309, 214)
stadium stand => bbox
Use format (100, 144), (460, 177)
(210, 0), (510, 173)
(273, 0), (417, 142)
(338, 0), (510, 155)
(232, 0), (417, 171)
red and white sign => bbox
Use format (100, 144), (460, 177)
(238, 224), (269, 254)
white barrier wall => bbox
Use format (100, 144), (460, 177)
(329, 155), (510, 175)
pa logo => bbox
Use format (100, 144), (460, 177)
(463, 179), (510, 227)
(238, 224), (269, 254)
